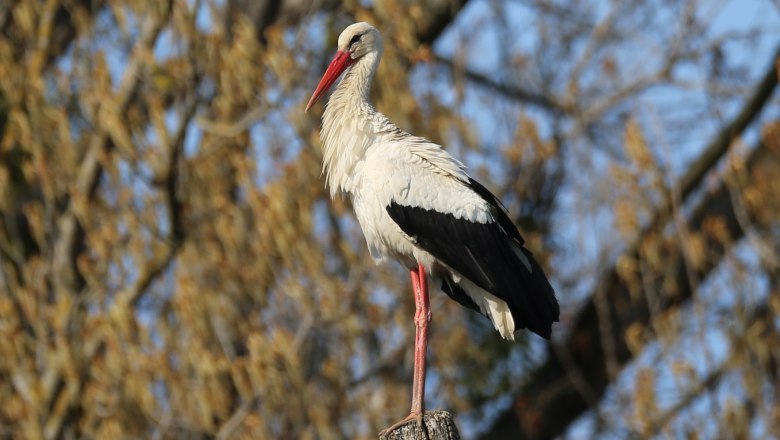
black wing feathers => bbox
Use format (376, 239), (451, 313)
(466, 178), (524, 244)
(440, 275), (481, 313)
(386, 187), (559, 339)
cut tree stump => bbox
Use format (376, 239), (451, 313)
(378, 410), (460, 440)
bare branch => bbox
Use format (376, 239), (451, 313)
(52, 5), (173, 296)
(434, 54), (569, 113)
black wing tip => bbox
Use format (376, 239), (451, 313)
(529, 307), (559, 341)
(534, 330), (552, 340)
(521, 247), (560, 340)
(529, 320), (556, 340)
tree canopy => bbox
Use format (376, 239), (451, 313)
(1, 0), (778, 438)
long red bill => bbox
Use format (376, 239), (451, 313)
(305, 51), (353, 112)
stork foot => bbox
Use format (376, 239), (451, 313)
(378, 411), (424, 438)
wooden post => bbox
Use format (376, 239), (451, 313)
(379, 410), (460, 440)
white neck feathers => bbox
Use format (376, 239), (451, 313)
(320, 52), (383, 197)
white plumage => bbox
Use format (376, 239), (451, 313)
(306, 21), (558, 427)
(316, 22), (528, 339)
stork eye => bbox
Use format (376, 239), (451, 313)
(349, 34), (362, 47)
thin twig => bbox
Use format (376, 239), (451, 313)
(215, 395), (261, 440)
(433, 54), (569, 114)
(196, 105), (265, 137)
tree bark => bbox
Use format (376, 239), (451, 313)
(379, 411), (460, 440)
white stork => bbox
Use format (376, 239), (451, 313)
(306, 22), (559, 430)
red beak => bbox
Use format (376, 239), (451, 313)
(305, 51), (354, 112)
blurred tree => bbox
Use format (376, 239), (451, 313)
(0, 0), (778, 439)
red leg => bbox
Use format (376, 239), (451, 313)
(380, 263), (431, 435)
(410, 262), (430, 417)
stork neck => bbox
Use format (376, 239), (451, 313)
(320, 51), (382, 198)
(330, 51), (379, 110)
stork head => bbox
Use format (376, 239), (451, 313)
(305, 22), (383, 112)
